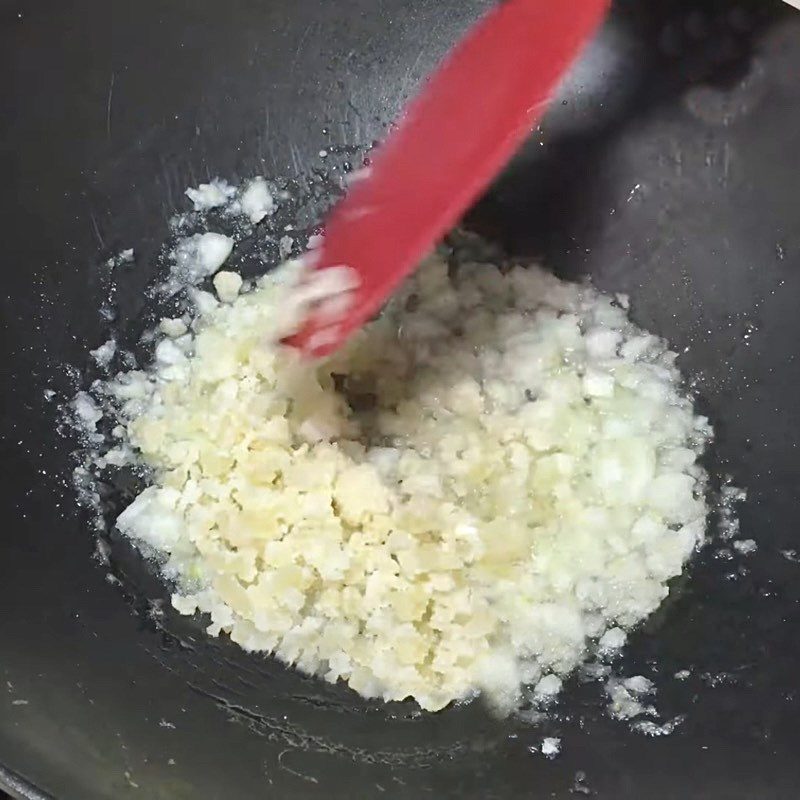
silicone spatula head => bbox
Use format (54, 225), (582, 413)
(284, 0), (610, 358)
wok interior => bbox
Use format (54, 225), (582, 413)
(3, 1), (800, 798)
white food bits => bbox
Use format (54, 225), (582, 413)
(159, 318), (188, 338)
(239, 177), (275, 223)
(623, 675), (654, 695)
(598, 628), (627, 655)
(116, 486), (184, 552)
(541, 737), (562, 759)
(102, 446), (133, 467)
(90, 339), (116, 368)
(533, 674), (563, 703)
(73, 392), (103, 431)
(646, 473), (699, 522)
(97, 247), (710, 714)
(583, 368), (615, 398)
(213, 271), (243, 303)
(106, 248), (135, 268)
(171, 593), (198, 615)
(475, 651), (523, 713)
(188, 288), (219, 316)
(155, 339), (186, 366)
(620, 335), (657, 362)
(606, 680), (653, 721)
(185, 178), (236, 211)
(584, 328), (621, 360)
(290, 265), (360, 330)
(172, 232), (234, 284)
(333, 465), (391, 525)
(279, 235), (295, 260)
(632, 716), (685, 737)
(733, 539), (757, 555)
(298, 265), (360, 301)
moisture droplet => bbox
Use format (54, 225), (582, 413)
(742, 320), (759, 344)
(776, 243), (786, 260)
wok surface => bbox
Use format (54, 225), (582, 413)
(2, 0), (800, 797)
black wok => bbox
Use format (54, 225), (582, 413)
(3, 0), (800, 797)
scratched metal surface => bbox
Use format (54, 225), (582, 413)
(3, 0), (800, 798)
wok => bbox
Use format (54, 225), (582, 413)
(2, 0), (800, 797)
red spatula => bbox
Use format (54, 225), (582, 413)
(284, 0), (610, 358)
